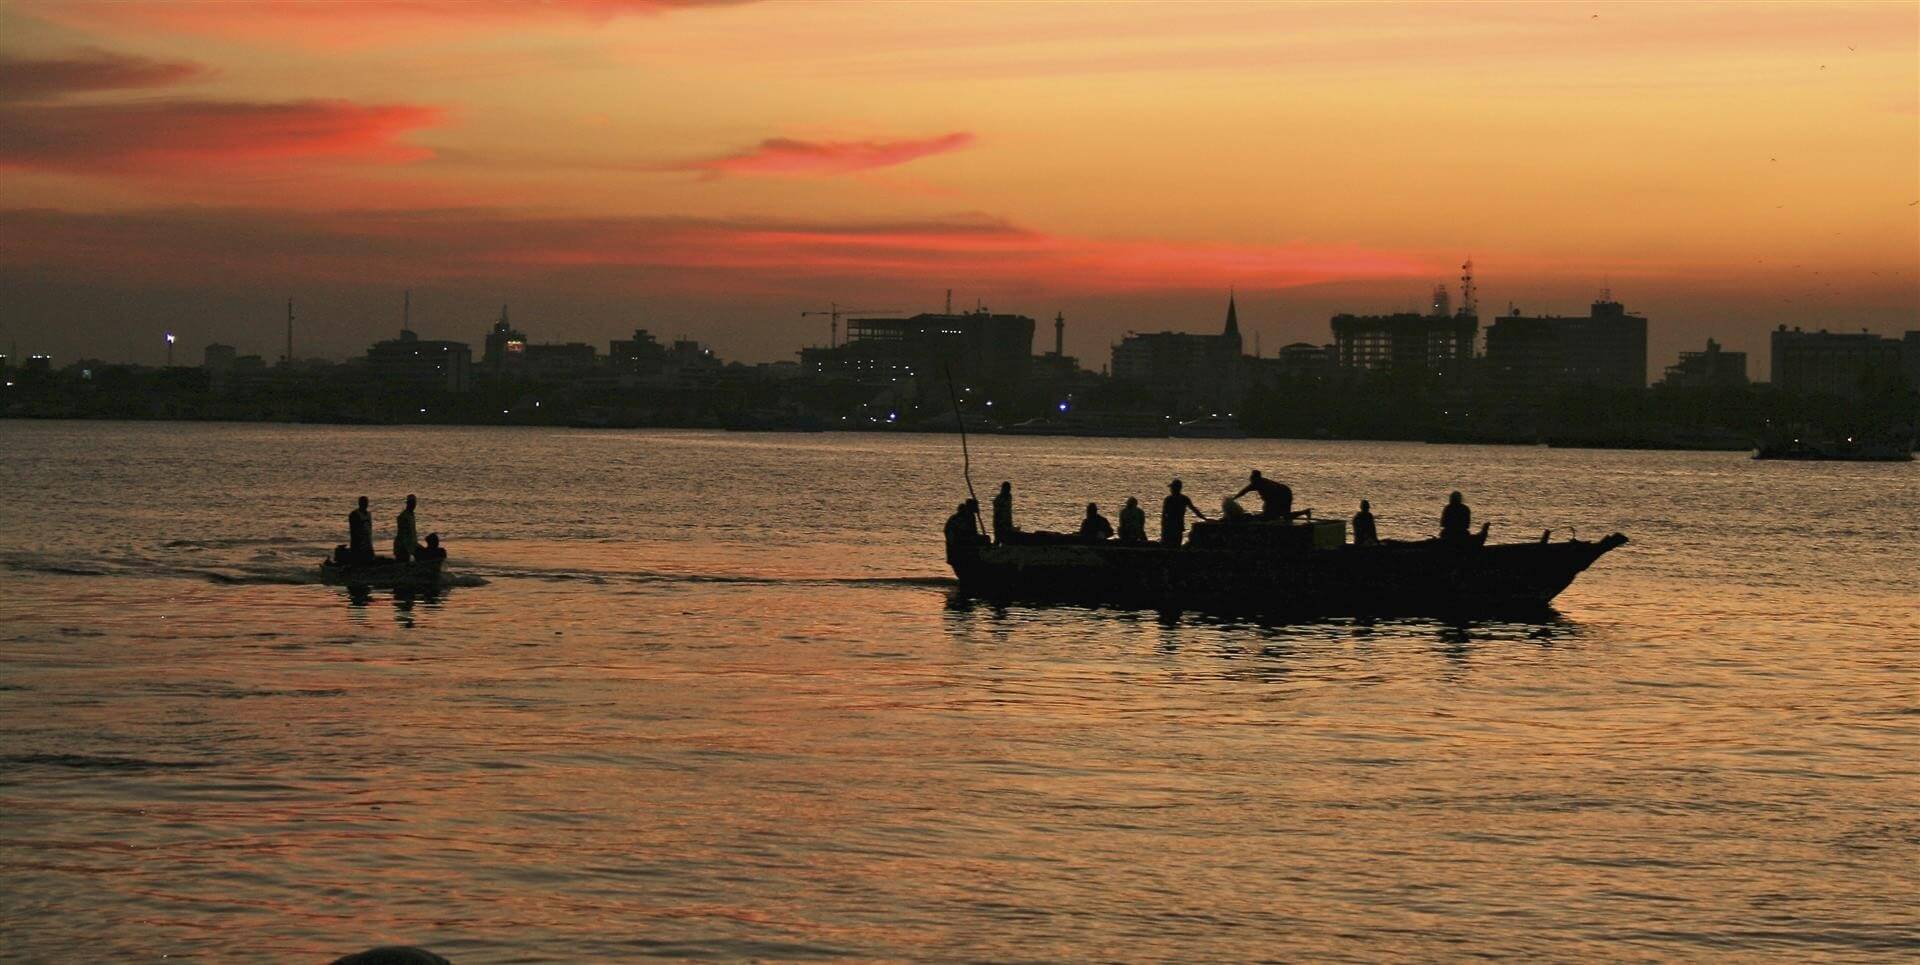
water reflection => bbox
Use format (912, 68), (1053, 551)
(339, 584), (448, 627)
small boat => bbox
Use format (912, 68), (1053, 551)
(948, 518), (1626, 618)
(319, 556), (445, 588)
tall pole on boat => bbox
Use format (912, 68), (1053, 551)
(944, 361), (982, 532)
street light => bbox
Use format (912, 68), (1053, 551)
(164, 331), (176, 366)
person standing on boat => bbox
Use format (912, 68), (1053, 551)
(1161, 479), (1207, 546)
(945, 499), (986, 566)
(347, 496), (375, 563)
(394, 494), (420, 563)
(1235, 470), (1308, 521)
(1078, 502), (1114, 542)
(1118, 497), (1147, 544)
(1352, 500), (1379, 546)
(1440, 491), (1471, 544)
(992, 481), (1016, 545)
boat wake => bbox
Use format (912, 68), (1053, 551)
(0, 548), (934, 593)
(466, 563), (951, 590)
(0, 550), (489, 589)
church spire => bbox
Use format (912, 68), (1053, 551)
(1223, 289), (1239, 338)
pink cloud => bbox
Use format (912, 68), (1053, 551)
(0, 100), (442, 172)
(0, 48), (204, 100)
(677, 133), (976, 178)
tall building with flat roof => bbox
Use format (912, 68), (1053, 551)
(1769, 326), (1906, 396)
(1330, 309), (1476, 378)
(1484, 297), (1647, 390)
(804, 307), (1034, 396)
(202, 343), (238, 372)
(1660, 338), (1747, 388)
(366, 328), (472, 393)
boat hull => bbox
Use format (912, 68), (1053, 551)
(948, 534), (1627, 618)
(319, 557), (445, 588)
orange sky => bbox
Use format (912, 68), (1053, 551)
(1, 0), (1914, 373)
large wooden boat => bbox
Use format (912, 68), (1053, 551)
(947, 518), (1626, 618)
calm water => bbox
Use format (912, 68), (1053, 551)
(1, 422), (1916, 961)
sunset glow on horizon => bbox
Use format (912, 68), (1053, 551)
(1, 0), (1914, 370)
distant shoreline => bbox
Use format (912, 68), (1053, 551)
(0, 412), (1775, 454)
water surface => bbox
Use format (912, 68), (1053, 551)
(1, 422), (1916, 960)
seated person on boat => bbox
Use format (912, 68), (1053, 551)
(1078, 503), (1114, 543)
(1352, 500), (1380, 546)
(1117, 497), (1147, 544)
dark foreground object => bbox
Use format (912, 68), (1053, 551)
(950, 520), (1627, 618)
(332, 948), (451, 965)
(319, 556), (445, 589)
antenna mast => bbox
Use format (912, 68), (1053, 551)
(1458, 259), (1477, 317)
(285, 298), (294, 367)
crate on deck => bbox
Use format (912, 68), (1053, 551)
(1187, 518), (1347, 551)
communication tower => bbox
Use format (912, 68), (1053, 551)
(1458, 259), (1477, 317)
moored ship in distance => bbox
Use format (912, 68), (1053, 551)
(999, 411), (1169, 438)
(722, 408), (829, 432)
(1171, 414), (1248, 439)
(947, 517), (1627, 618)
(1753, 425), (1915, 462)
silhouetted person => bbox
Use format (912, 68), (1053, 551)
(1118, 496), (1147, 543)
(992, 481), (1015, 545)
(347, 496), (374, 563)
(1352, 500), (1379, 546)
(1440, 491), (1472, 544)
(415, 532), (447, 562)
(394, 494), (419, 563)
(1161, 479), (1207, 546)
(945, 499), (986, 566)
(1079, 502), (1114, 542)
(1235, 470), (1306, 521)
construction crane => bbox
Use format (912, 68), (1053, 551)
(802, 302), (899, 349)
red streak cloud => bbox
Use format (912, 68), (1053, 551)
(0, 48), (204, 100)
(0, 208), (1430, 295)
(679, 133), (976, 178)
(0, 100), (441, 172)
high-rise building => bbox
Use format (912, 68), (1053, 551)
(1330, 270), (1478, 382)
(1111, 294), (1245, 410)
(482, 305), (527, 378)
(1660, 338), (1747, 388)
(1769, 326), (1906, 396)
(366, 328), (472, 393)
(803, 307), (1034, 393)
(1484, 297), (1647, 390)
(202, 343), (238, 372)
